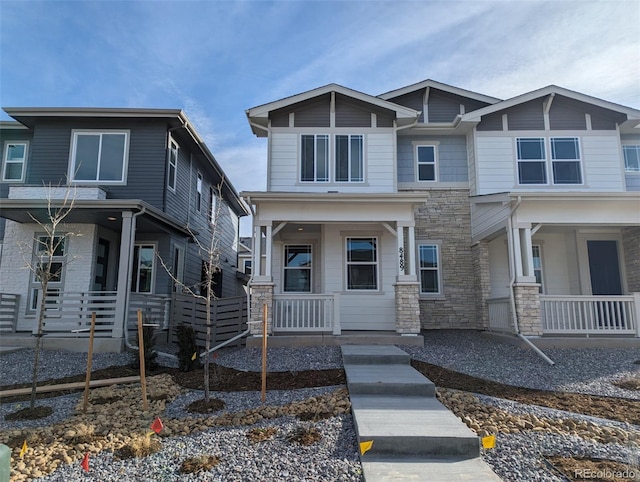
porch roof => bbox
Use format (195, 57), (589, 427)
(0, 199), (194, 236)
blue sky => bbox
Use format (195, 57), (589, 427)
(1, 0), (639, 235)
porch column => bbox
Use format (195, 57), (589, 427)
(407, 226), (416, 277)
(397, 225), (405, 276)
(394, 282), (421, 334)
(513, 283), (543, 336)
(265, 224), (273, 277)
(249, 282), (273, 336)
(113, 211), (135, 339)
(252, 225), (262, 277)
(520, 227), (535, 279)
(511, 227), (523, 279)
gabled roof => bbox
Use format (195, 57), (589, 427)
(460, 85), (640, 122)
(378, 79), (502, 105)
(246, 83), (421, 135)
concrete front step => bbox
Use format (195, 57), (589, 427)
(344, 363), (436, 397)
(361, 456), (503, 481)
(351, 395), (480, 459)
(342, 344), (411, 365)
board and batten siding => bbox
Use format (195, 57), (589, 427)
(268, 131), (395, 193)
(397, 135), (468, 184)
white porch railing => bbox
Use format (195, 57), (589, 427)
(541, 295), (639, 336)
(0, 293), (20, 332)
(487, 297), (513, 333)
(273, 294), (334, 332)
(35, 291), (118, 337)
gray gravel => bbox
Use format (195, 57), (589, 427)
(2, 331), (639, 481)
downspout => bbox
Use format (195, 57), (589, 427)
(507, 197), (555, 365)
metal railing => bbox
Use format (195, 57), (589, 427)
(487, 297), (513, 333)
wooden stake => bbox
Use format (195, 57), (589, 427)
(82, 312), (97, 413)
(261, 303), (267, 403)
(137, 310), (148, 411)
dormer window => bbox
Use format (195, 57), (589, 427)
(69, 130), (129, 183)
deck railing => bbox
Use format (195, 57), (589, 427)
(487, 297), (513, 333)
(128, 293), (171, 330)
(0, 293), (20, 332)
(541, 295), (639, 336)
(273, 294), (334, 332)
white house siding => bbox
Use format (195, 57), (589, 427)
(532, 232), (572, 295)
(0, 221), (97, 331)
(471, 200), (511, 241)
(268, 131), (395, 193)
(475, 137), (514, 195)
(323, 223), (395, 330)
(582, 136), (625, 191)
(488, 235), (509, 298)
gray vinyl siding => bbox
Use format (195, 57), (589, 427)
(386, 91), (424, 122)
(163, 139), (194, 224)
(335, 95), (372, 127)
(549, 96), (587, 130)
(477, 112), (504, 131)
(376, 111), (394, 128)
(625, 174), (640, 191)
(270, 111), (289, 127)
(397, 136), (468, 182)
(507, 99), (545, 130)
(428, 91), (462, 123)
(293, 95), (331, 127)
(0, 127), (33, 238)
(588, 105), (624, 130)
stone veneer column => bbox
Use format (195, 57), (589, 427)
(472, 241), (491, 330)
(622, 227), (640, 292)
(394, 282), (421, 334)
(513, 283), (542, 336)
(249, 283), (274, 335)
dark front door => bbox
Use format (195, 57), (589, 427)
(587, 240), (622, 295)
(94, 238), (110, 291)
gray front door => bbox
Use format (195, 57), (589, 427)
(587, 240), (622, 295)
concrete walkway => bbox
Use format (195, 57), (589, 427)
(342, 345), (502, 481)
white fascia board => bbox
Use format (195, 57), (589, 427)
(247, 83), (419, 121)
(240, 191), (427, 204)
(379, 79), (502, 104)
(461, 85), (640, 122)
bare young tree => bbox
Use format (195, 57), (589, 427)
(157, 180), (225, 403)
(18, 182), (77, 410)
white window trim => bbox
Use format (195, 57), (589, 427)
(550, 137), (583, 185)
(196, 172), (203, 213)
(2, 141), (28, 182)
(345, 237), (379, 291)
(68, 129), (130, 184)
(516, 137), (549, 186)
(283, 244), (312, 293)
(131, 243), (157, 294)
(209, 185), (218, 225)
(28, 234), (67, 312)
(417, 242), (442, 296)
(167, 137), (178, 192)
(300, 134), (330, 183)
(414, 143), (438, 182)
(299, 133), (368, 184)
(532, 244), (544, 293)
(335, 134), (364, 183)
(623, 145), (640, 173)
(243, 259), (252, 274)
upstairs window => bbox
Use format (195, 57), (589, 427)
(346, 237), (378, 290)
(167, 138), (178, 191)
(336, 135), (364, 182)
(283, 245), (312, 292)
(517, 138), (547, 184)
(301, 135), (329, 182)
(70, 131), (128, 183)
(623, 145), (640, 172)
(2, 141), (28, 182)
(196, 172), (203, 212)
(416, 145), (437, 182)
(209, 186), (218, 225)
(551, 137), (582, 184)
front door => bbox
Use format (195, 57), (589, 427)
(587, 240), (622, 295)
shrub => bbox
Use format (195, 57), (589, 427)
(174, 324), (202, 372)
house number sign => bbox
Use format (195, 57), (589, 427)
(398, 247), (405, 271)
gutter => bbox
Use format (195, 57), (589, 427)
(506, 196), (555, 366)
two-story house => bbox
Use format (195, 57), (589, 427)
(0, 108), (249, 351)
(242, 81), (640, 344)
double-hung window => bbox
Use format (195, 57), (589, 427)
(336, 135), (363, 182)
(623, 145), (640, 172)
(346, 237), (378, 290)
(2, 141), (28, 182)
(532, 245), (544, 293)
(418, 244), (440, 294)
(30, 235), (66, 311)
(551, 137), (581, 184)
(70, 131), (128, 183)
(167, 138), (178, 191)
(517, 138), (547, 184)
(416, 145), (437, 181)
(301, 135), (329, 182)
(131, 244), (155, 293)
(283, 245), (312, 292)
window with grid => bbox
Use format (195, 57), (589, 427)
(301, 135), (329, 182)
(336, 135), (364, 182)
(283, 245), (312, 292)
(551, 137), (582, 184)
(517, 138), (547, 184)
(346, 238), (377, 290)
(623, 145), (640, 172)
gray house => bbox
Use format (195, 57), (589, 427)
(0, 108), (249, 351)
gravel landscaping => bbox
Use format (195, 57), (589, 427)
(1, 330), (638, 481)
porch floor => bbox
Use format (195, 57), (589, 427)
(246, 331), (424, 348)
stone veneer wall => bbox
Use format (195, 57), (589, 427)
(249, 283), (273, 335)
(471, 241), (491, 330)
(394, 282), (421, 333)
(513, 283), (542, 336)
(622, 227), (640, 292)
(413, 189), (477, 329)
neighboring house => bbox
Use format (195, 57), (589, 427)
(0, 108), (249, 350)
(242, 80), (640, 341)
